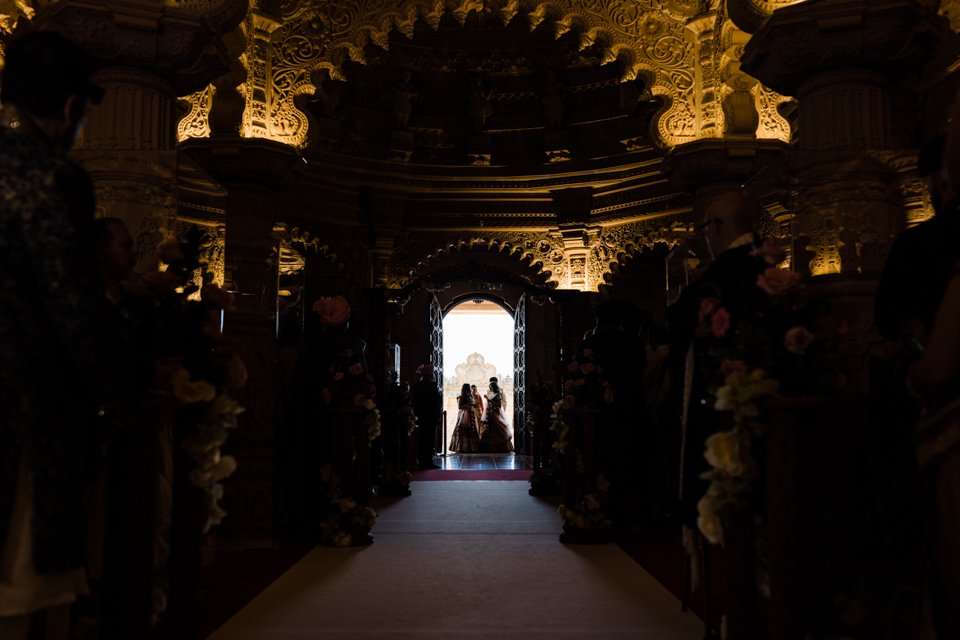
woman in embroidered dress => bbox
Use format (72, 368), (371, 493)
(471, 385), (484, 431)
(449, 383), (481, 453)
(480, 379), (514, 453)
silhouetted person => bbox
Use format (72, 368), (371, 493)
(0, 31), (122, 640)
(667, 191), (769, 528)
(411, 364), (441, 469)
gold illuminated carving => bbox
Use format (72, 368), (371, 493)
(0, 0), (35, 63)
(939, 0), (960, 32)
(755, 83), (792, 142)
(234, 1), (792, 150)
(390, 217), (692, 292)
(177, 84), (216, 142)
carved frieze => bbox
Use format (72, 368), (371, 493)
(386, 214), (692, 292)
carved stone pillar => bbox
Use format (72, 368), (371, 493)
(687, 11), (723, 139)
(549, 187), (604, 292)
(183, 138), (301, 546)
(741, 0), (946, 387)
(32, 0), (243, 268)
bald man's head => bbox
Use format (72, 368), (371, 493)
(700, 190), (761, 256)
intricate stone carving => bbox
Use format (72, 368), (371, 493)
(755, 83), (793, 142)
(940, 0), (960, 32)
(0, 0), (35, 51)
(233, 0), (794, 151)
(387, 215), (692, 292)
(177, 84), (216, 142)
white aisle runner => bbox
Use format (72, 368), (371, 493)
(209, 481), (702, 639)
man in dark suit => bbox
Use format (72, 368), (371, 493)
(411, 363), (442, 469)
(667, 190), (769, 528)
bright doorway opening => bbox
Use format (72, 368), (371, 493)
(441, 299), (514, 454)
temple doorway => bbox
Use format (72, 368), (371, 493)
(440, 299), (514, 455)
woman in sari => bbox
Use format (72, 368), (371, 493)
(480, 379), (514, 453)
(449, 383), (481, 453)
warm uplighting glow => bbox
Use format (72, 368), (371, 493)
(176, 85), (214, 142)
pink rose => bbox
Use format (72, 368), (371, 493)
(348, 363), (364, 375)
(720, 359), (747, 377)
(580, 363), (596, 375)
(201, 284), (235, 310)
(784, 326), (815, 355)
(573, 378), (586, 387)
(756, 268), (802, 296)
(334, 371), (345, 381)
(750, 239), (787, 266)
(711, 307), (731, 338)
(698, 297), (720, 323)
(312, 295), (351, 326)
(567, 362), (580, 372)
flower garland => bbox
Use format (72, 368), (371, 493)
(354, 393), (381, 441)
(177, 384), (245, 532)
(557, 473), (613, 533)
(317, 464), (377, 547)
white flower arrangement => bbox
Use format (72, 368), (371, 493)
(317, 463), (377, 547)
(698, 366), (776, 577)
(558, 473), (614, 534)
(178, 387), (245, 533)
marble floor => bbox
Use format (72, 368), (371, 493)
(434, 452), (533, 470)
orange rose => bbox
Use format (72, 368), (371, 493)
(312, 295), (351, 326)
(756, 268), (802, 296)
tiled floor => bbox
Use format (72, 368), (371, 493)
(434, 453), (533, 470)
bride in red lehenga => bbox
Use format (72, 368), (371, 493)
(449, 383), (481, 453)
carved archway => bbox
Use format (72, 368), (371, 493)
(175, 0), (795, 150)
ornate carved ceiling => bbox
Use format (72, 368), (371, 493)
(175, 0), (796, 150)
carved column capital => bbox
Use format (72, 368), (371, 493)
(661, 137), (788, 194)
(741, 0), (946, 97)
(180, 136), (303, 191)
(33, 0), (240, 95)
